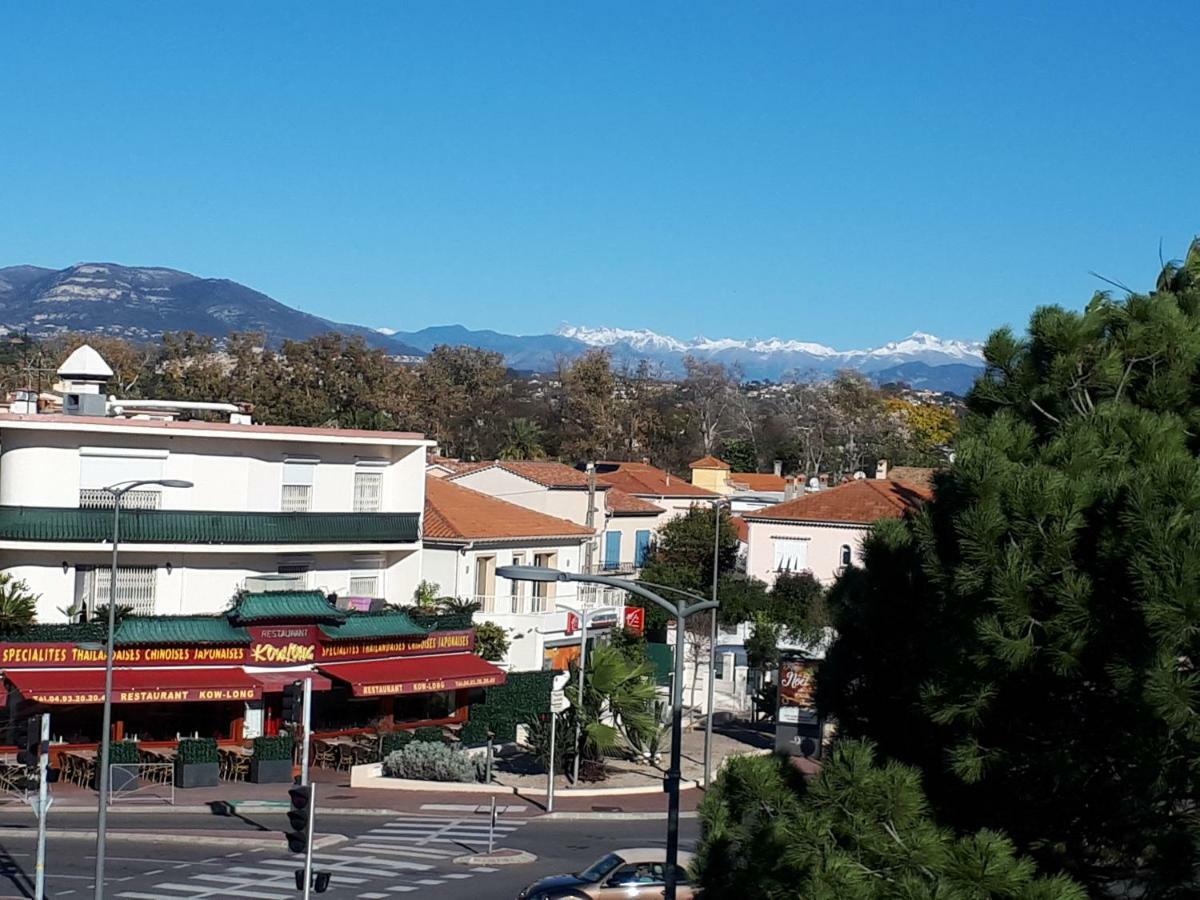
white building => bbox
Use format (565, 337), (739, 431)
(0, 346), (430, 624)
(421, 475), (624, 671)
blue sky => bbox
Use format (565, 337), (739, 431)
(1, 2), (1196, 347)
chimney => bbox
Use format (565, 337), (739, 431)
(818, 474), (830, 489)
(641, 457), (651, 466)
(9, 389), (37, 415)
(773, 459), (783, 477)
(784, 476), (799, 501)
(876, 458), (889, 480)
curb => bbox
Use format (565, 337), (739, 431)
(536, 811), (699, 822)
(453, 849), (538, 866)
(0, 804), (426, 817)
(0, 827), (347, 849)
(511, 781), (700, 798)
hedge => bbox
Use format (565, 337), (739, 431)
(459, 670), (555, 746)
(252, 735), (294, 761)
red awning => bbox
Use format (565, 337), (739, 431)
(248, 671), (333, 693)
(319, 654), (506, 697)
(5, 668), (262, 705)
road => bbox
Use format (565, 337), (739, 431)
(0, 807), (700, 899)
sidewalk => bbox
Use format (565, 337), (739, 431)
(0, 765), (703, 817)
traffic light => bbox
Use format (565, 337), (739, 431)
(293, 870), (332, 893)
(12, 716), (38, 766)
(286, 784), (312, 854)
(281, 681), (304, 725)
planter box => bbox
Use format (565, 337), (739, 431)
(249, 758), (294, 784)
(175, 761), (219, 789)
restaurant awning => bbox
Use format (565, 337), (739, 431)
(319, 654), (506, 697)
(5, 668), (262, 705)
(247, 670), (333, 693)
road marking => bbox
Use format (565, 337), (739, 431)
(385, 888), (417, 894)
(414, 878), (445, 886)
(130, 885), (292, 899)
(442, 873), (474, 879)
(471, 866), (497, 873)
(420, 803), (531, 814)
(354, 844), (455, 859)
(144, 869), (163, 876)
(358, 894), (391, 899)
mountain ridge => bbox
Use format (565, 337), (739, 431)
(0, 262), (986, 393)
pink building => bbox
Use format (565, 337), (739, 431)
(743, 478), (932, 586)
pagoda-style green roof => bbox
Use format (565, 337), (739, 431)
(319, 611), (430, 640)
(115, 615), (250, 646)
(0, 508), (421, 545)
(231, 590), (346, 624)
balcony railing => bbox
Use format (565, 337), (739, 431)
(580, 560), (642, 576)
(0, 507), (421, 544)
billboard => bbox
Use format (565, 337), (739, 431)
(775, 659), (821, 758)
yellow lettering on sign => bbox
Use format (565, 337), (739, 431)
(250, 642), (315, 664)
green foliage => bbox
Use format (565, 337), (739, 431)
(251, 735), (294, 761)
(412, 580), (441, 609)
(608, 626), (649, 668)
(460, 670), (554, 745)
(412, 726), (446, 745)
(560, 645), (657, 780)
(379, 731), (415, 756)
(822, 263), (1200, 897)
(744, 613), (781, 671)
(107, 740), (140, 765)
(720, 438), (759, 473)
(498, 417), (547, 460)
(174, 737), (218, 765)
(472, 622), (510, 661)
(0, 573), (37, 632)
(695, 739), (1085, 900)
(382, 742), (479, 783)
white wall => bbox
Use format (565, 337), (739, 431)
(0, 427), (425, 514)
(7, 548), (422, 623)
(449, 469), (596, 527)
(599, 515), (656, 567)
(744, 519), (867, 586)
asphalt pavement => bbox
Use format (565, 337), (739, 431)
(0, 808), (700, 899)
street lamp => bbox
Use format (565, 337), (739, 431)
(94, 478), (192, 899)
(703, 498), (730, 789)
(498, 565), (716, 900)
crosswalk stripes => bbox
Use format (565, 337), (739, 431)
(114, 811), (530, 899)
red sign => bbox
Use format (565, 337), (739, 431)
(623, 607), (645, 635)
(565, 612), (580, 636)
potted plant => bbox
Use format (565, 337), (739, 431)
(102, 740), (141, 792)
(174, 738), (219, 788)
(249, 735), (295, 783)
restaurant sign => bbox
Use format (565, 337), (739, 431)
(0, 629), (476, 669)
(358, 672), (503, 696)
(26, 686), (260, 705)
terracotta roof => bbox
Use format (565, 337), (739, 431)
(744, 479), (932, 526)
(424, 476), (594, 542)
(886, 467), (937, 490)
(605, 488), (665, 516)
(689, 455), (730, 470)
(728, 472), (787, 492)
(596, 462), (720, 499)
(730, 515), (749, 543)
(446, 460), (605, 490)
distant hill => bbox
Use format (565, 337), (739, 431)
(0, 262), (423, 354)
(0, 262), (987, 393)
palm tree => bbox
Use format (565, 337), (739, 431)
(0, 573), (37, 632)
(498, 418), (547, 460)
(563, 644), (658, 780)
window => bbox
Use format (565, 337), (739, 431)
(714, 651), (725, 680)
(353, 462), (384, 512)
(603, 531), (621, 570)
(772, 537), (809, 573)
(840, 544), (852, 567)
(79, 447), (167, 508)
(635, 530), (652, 567)
(348, 574), (380, 598)
(532, 552), (557, 612)
(277, 562), (311, 588)
(510, 553), (528, 614)
(281, 459), (317, 512)
(81, 566), (158, 617)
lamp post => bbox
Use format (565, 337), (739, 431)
(498, 565), (716, 900)
(703, 498), (729, 788)
(94, 478), (192, 900)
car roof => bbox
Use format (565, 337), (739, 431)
(613, 849), (696, 865)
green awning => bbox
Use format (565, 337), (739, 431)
(0, 507), (421, 545)
(231, 590), (345, 623)
(115, 616), (251, 646)
(319, 611), (430, 640)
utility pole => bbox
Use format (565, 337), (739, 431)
(703, 499), (723, 787)
(34, 712), (50, 900)
(300, 678), (312, 786)
(583, 462), (597, 575)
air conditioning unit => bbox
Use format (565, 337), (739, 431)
(63, 392), (108, 417)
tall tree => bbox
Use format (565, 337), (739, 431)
(681, 356), (739, 455)
(821, 252), (1200, 896)
(417, 345), (506, 458)
(560, 349), (622, 460)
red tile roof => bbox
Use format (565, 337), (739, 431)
(744, 479), (932, 525)
(730, 515), (749, 543)
(689, 455), (730, 470)
(424, 477), (594, 542)
(605, 488), (664, 516)
(447, 460), (604, 490)
(728, 472), (787, 492)
(887, 466), (937, 490)
(596, 462), (721, 499)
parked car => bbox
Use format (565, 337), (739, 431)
(517, 848), (696, 899)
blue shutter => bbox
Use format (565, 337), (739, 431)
(635, 530), (652, 566)
(604, 531), (622, 569)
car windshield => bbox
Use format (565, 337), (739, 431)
(577, 852), (624, 883)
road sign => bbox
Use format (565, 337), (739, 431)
(624, 606), (645, 635)
(24, 794), (52, 816)
(549, 689), (569, 713)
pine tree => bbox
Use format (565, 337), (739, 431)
(821, 239), (1200, 896)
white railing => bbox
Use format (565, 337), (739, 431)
(353, 471), (383, 512)
(79, 489), (162, 510)
(281, 484), (312, 512)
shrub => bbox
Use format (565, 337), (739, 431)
(175, 737), (218, 765)
(252, 735), (294, 761)
(382, 742), (479, 783)
(412, 726), (445, 744)
(379, 730), (415, 756)
(108, 740), (140, 765)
